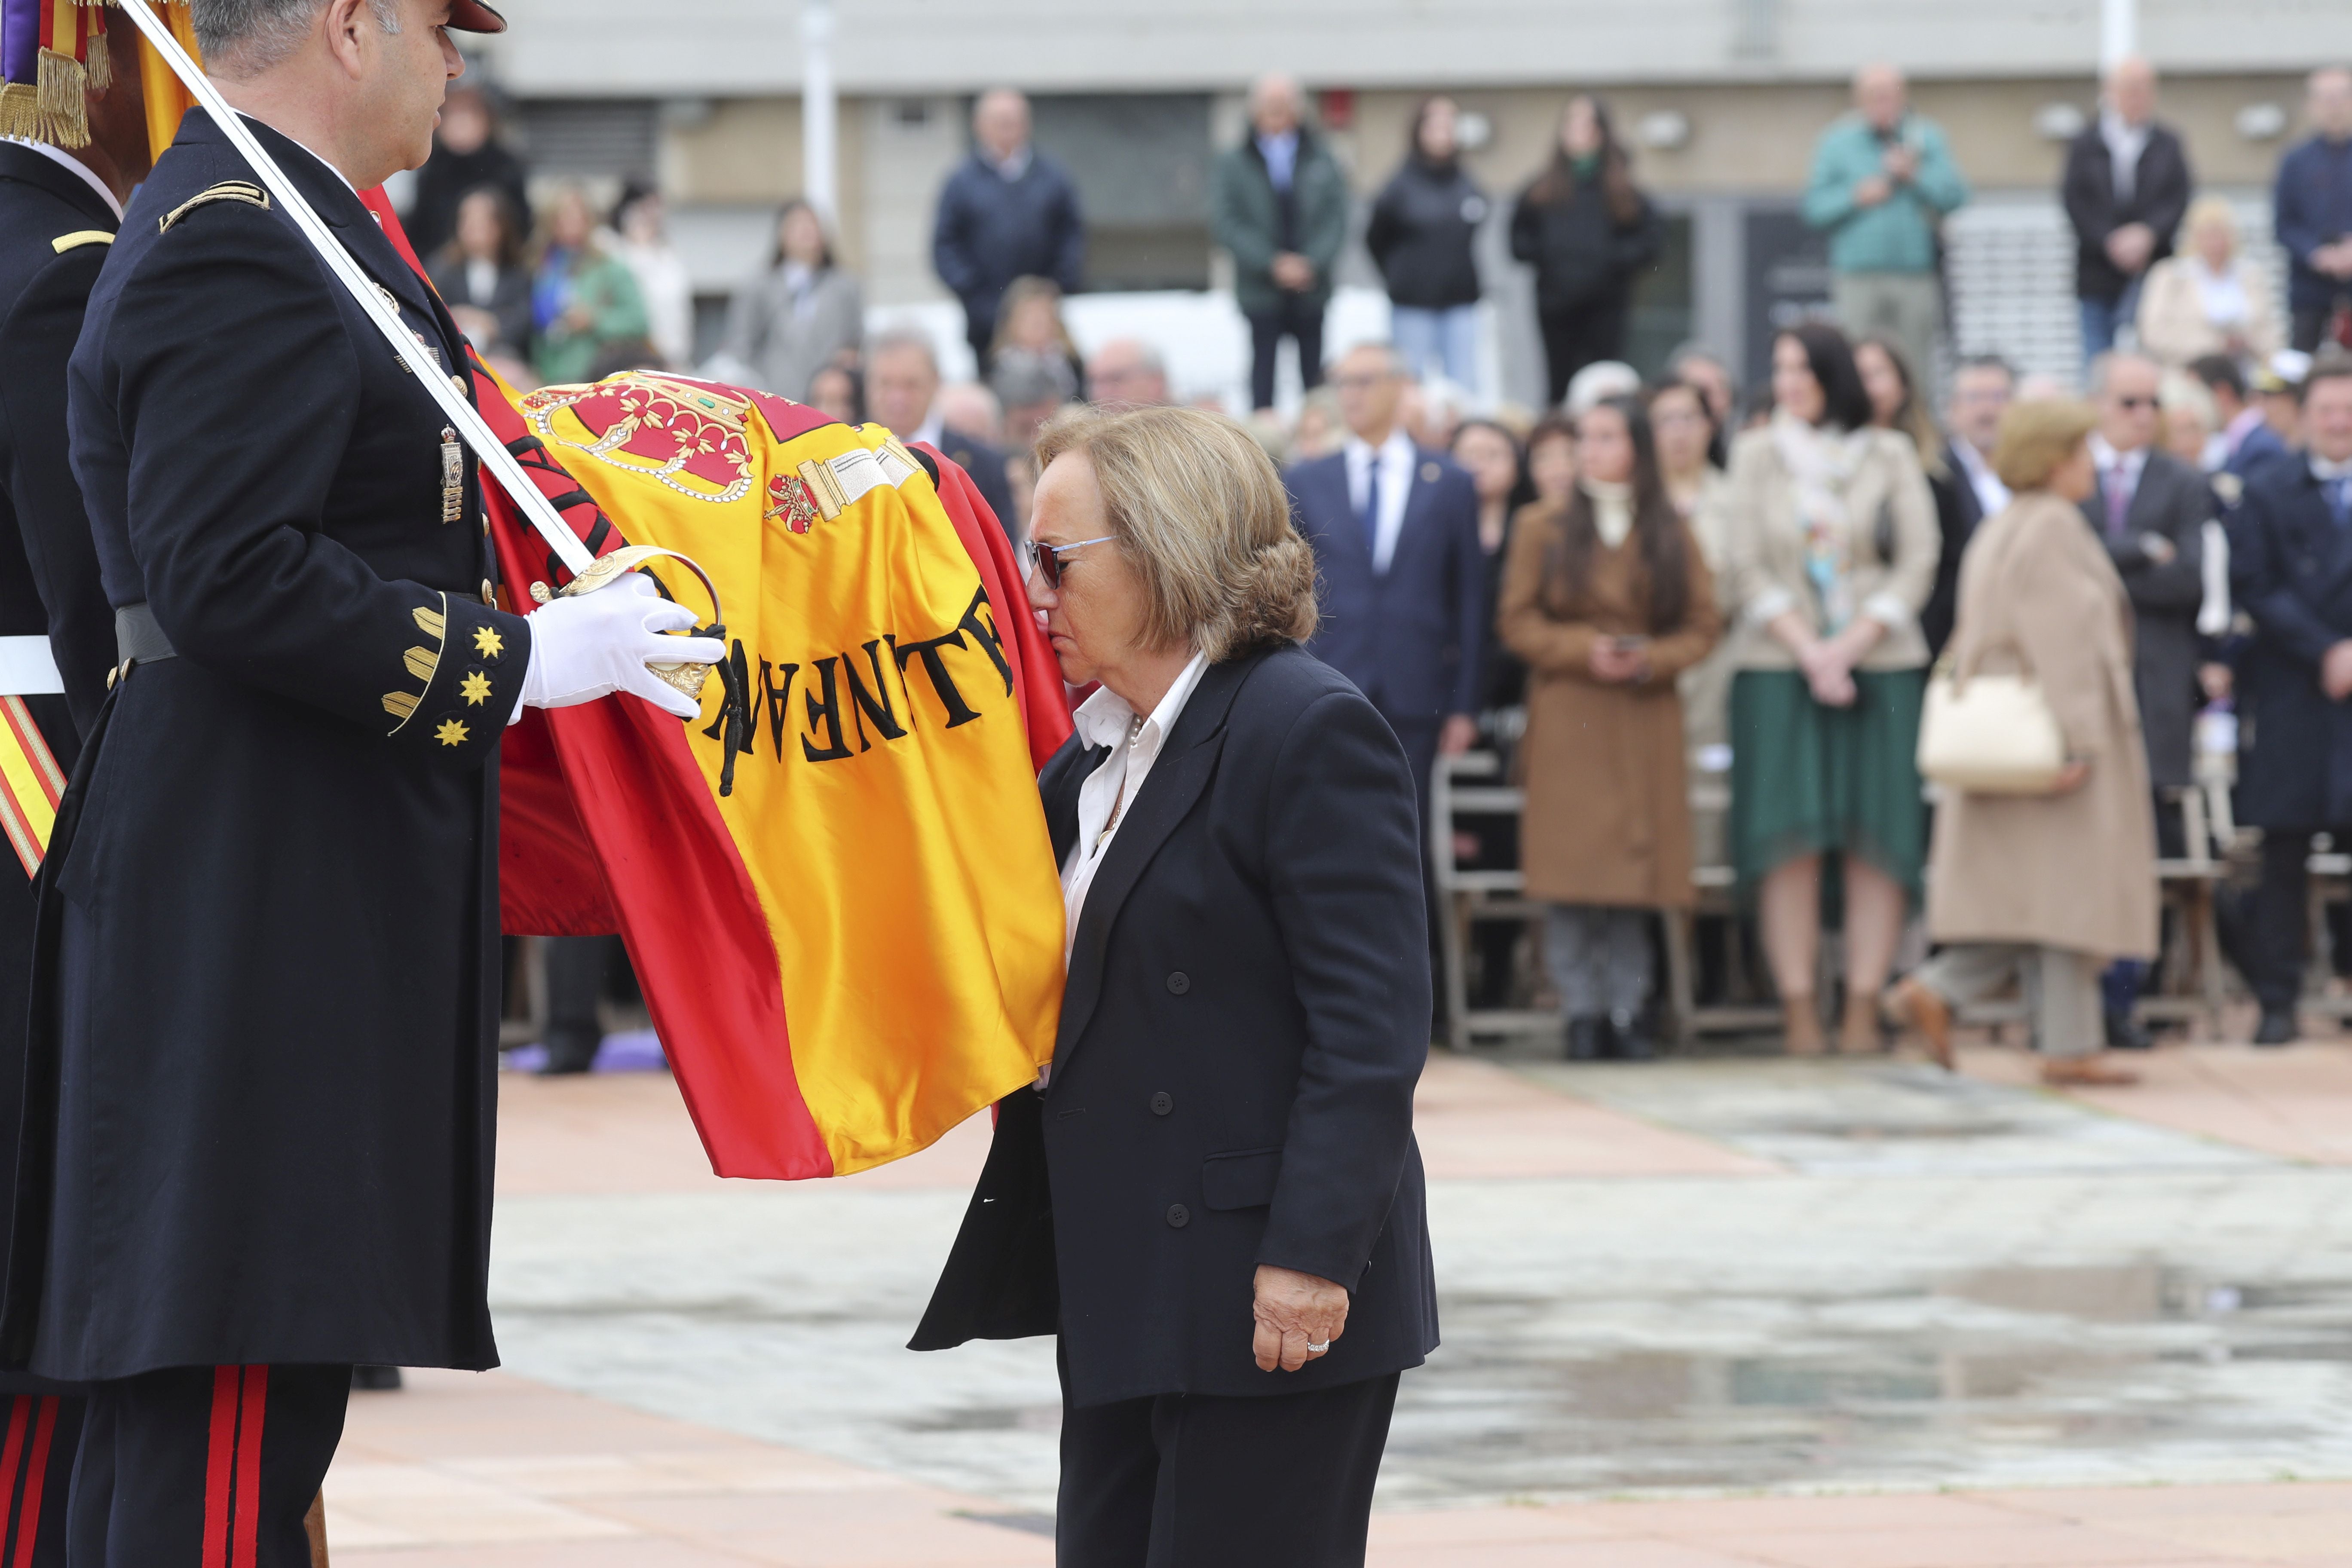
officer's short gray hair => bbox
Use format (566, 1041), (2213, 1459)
(195, 0), (401, 75)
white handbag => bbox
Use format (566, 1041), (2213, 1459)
(1916, 665), (2067, 795)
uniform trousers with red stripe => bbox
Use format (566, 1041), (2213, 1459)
(0, 1395), (82, 1568)
(67, 1366), (347, 1568)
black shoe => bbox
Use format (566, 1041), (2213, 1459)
(2253, 1010), (2298, 1047)
(1607, 1011), (1655, 1062)
(537, 1030), (602, 1076)
(2104, 1008), (2154, 1051)
(352, 1365), (403, 1392)
(1565, 1016), (1605, 1061)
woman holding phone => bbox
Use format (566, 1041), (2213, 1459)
(1499, 396), (1720, 1060)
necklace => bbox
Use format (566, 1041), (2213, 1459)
(1093, 712), (1148, 851)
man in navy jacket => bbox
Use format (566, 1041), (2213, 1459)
(2275, 68), (2352, 353)
(1286, 342), (1485, 815)
(2231, 356), (2352, 1043)
(931, 89), (1085, 371)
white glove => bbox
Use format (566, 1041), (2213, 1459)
(516, 573), (726, 722)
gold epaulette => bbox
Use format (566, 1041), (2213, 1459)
(157, 181), (269, 235)
(50, 230), (112, 254)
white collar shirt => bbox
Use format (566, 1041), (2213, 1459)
(987, 146), (1033, 183)
(2089, 434), (2148, 505)
(1060, 649), (1210, 966)
(1344, 429), (1417, 575)
(2, 136), (123, 220)
(2101, 109), (2152, 204)
(1951, 438), (2012, 521)
(907, 411), (944, 449)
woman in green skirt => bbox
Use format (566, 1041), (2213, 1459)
(1719, 323), (1941, 1054)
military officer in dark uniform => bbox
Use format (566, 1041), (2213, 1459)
(0, 14), (154, 1563)
(3, 2), (719, 1561)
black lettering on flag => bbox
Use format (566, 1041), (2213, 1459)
(760, 659), (801, 761)
(801, 657), (854, 762)
(842, 639), (909, 750)
(889, 631), (983, 729)
(957, 586), (1014, 696)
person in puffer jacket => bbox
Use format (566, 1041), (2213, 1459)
(1510, 95), (1664, 407)
(1367, 97), (1489, 390)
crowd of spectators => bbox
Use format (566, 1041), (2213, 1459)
(401, 60), (2352, 1068)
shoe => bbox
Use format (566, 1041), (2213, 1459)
(2041, 1054), (2140, 1087)
(2253, 1010), (2298, 1047)
(537, 1029), (601, 1076)
(1565, 1016), (1605, 1062)
(1608, 1011), (1655, 1062)
(1781, 995), (1825, 1057)
(351, 1365), (404, 1392)
(2104, 1008), (2154, 1051)
(1839, 990), (1885, 1055)
(1883, 977), (1955, 1072)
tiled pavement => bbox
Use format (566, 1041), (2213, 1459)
(326, 1041), (2352, 1563)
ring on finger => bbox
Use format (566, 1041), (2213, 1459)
(1306, 1340), (1331, 1354)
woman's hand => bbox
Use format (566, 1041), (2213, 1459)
(2049, 760), (2091, 796)
(1588, 640), (1648, 684)
(1797, 640), (1856, 709)
(1253, 1265), (1349, 1372)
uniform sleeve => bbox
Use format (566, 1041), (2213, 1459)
(0, 246), (118, 734)
(1256, 688), (1427, 1291)
(96, 203), (527, 768)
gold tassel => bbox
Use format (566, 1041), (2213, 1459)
(83, 19), (110, 92)
(0, 84), (37, 141)
(34, 48), (91, 150)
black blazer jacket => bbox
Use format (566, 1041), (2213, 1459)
(911, 644), (1439, 1407)
(2079, 450), (2211, 789)
(2231, 456), (2352, 830)
(2061, 121), (2192, 306)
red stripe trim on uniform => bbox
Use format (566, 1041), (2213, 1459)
(202, 1368), (239, 1568)
(0, 701), (63, 805)
(10, 1399), (56, 1568)
(0, 1398), (27, 1565)
(231, 1366), (267, 1568)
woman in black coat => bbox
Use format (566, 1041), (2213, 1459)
(913, 405), (1437, 1567)
(1510, 95), (1664, 406)
(1367, 96), (1488, 389)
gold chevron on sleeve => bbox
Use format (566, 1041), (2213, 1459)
(403, 646), (438, 682)
(412, 604), (447, 640)
(382, 692), (421, 722)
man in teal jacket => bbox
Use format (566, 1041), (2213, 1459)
(1213, 74), (1352, 411)
(1804, 63), (1969, 383)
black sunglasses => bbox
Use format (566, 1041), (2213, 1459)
(2114, 395), (2157, 411)
(1022, 534), (1116, 589)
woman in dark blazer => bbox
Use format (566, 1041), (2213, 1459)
(913, 404), (1438, 1567)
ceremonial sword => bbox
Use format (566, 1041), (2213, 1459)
(111, 0), (726, 697)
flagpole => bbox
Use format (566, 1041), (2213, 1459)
(110, 0), (598, 579)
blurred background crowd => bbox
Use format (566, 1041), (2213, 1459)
(413, 24), (2352, 1076)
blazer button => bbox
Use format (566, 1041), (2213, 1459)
(1166, 1203), (1191, 1228)
(1166, 971), (1191, 995)
(1150, 1091), (1173, 1116)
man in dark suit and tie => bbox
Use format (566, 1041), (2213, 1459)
(1285, 341), (1485, 814)
(1922, 354), (2014, 656)
(2232, 355), (2352, 1044)
(2081, 351), (2212, 1048)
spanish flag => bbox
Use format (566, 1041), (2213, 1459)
(358, 196), (1073, 1181)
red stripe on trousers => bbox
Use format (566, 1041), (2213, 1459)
(232, 1367), (268, 1568)
(10, 1399), (55, 1568)
(0, 1398), (27, 1565)
(203, 1368), (239, 1568)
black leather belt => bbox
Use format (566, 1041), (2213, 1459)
(114, 602), (177, 668)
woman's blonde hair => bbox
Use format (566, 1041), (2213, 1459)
(1035, 405), (1319, 661)
(2184, 194), (2240, 252)
(1991, 398), (2099, 492)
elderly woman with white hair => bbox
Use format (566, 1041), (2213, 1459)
(913, 405), (1437, 1565)
(2138, 196), (2285, 369)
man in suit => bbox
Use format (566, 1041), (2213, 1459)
(18, 2), (717, 1556)
(2193, 353), (2292, 498)
(2274, 68), (2352, 354)
(2080, 352), (2212, 1047)
(1287, 342), (1485, 812)
(2063, 55), (2193, 369)
(1923, 354), (2014, 656)
(865, 328), (1018, 538)
(0, 16), (154, 1561)
(930, 89), (1085, 372)
(2232, 357), (2352, 1044)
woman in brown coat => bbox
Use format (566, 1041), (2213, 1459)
(1501, 396), (1721, 1060)
(1886, 401), (2157, 1086)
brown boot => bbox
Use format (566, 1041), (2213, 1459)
(1840, 989), (1886, 1055)
(1782, 994), (1825, 1056)
(2042, 1054), (2140, 1087)
(1883, 977), (1955, 1071)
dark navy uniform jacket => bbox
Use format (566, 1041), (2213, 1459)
(912, 645), (1439, 1408)
(1, 110), (534, 1380)
(0, 141), (128, 1401)
(2233, 453), (2352, 831)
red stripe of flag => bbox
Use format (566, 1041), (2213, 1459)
(10, 1399), (55, 1568)
(202, 1368), (239, 1568)
(231, 1366), (267, 1568)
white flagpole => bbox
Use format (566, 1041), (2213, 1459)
(111, 0), (597, 579)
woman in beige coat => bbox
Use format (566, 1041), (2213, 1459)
(2135, 196), (2284, 371)
(1721, 325), (1941, 1054)
(1501, 397), (1720, 1060)
(1886, 401), (2157, 1086)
